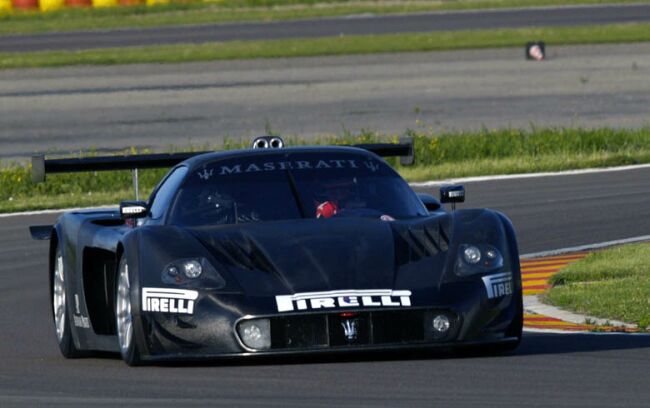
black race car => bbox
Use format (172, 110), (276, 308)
(30, 137), (522, 365)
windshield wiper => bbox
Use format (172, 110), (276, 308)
(284, 170), (307, 218)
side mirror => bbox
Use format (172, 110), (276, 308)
(417, 193), (441, 212)
(440, 185), (465, 211)
(120, 201), (149, 219)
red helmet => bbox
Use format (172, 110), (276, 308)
(315, 201), (338, 219)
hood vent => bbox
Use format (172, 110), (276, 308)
(392, 218), (450, 266)
(200, 234), (275, 273)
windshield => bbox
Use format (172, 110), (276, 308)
(168, 151), (427, 226)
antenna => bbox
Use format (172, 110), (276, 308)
(132, 168), (140, 201)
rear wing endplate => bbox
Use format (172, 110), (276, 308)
(354, 137), (414, 166)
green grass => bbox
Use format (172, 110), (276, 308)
(1, 0), (646, 36)
(397, 150), (650, 181)
(544, 244), (650, 328)
(2, 127), (650, 213)
(2, 22), (650, 69)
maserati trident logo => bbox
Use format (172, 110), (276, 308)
(364, 160), (380, 172)
(197, 168), (213, 180)
(341, 319), (359, 342)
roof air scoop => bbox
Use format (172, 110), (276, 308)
(252, 136), (284, 149)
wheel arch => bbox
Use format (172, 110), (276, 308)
(116, 232), (151, 361)
(495, 211), (524, 342)
(495, 211), (522, 283)
(48, 227), (61, 320)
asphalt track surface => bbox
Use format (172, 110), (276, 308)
(2, 3), (650, 52)
(2, 42), (650, 161)
(1, 167), (650, 407)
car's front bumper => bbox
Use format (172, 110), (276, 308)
(134, 281), (521, 360)
(140, 335), (521, 363)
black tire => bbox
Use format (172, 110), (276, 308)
(115, 255), (143, 366)
(52, 245), (85, 358)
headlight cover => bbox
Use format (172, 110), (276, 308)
(455, 244), (504, 276)
(237, 319), (271, 351)
(162, 257), (226, 289)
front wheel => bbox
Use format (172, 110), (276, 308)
(115, 256), (142, 366)
(52, 245), (84, 358)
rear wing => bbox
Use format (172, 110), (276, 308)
(31, 152), (198, 184)
(355, 139), (414, 166)
(31, 137), (414, 183)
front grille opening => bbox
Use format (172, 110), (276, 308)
(271, 314), (328, 349)
(268, 309), (458, 350)
(372, 310), (424, 343)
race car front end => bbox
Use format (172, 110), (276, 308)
(126, 209), (522, 362)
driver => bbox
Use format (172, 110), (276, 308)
(314, 179), (357, 219)
(316, 200), (338, 219)
(313, 178), (394, 221)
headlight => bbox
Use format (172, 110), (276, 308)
(162, 257), (226, 288)
(463, 246), (482, 264)
(182, 260), (202, 278)
(455, 244), (504, 276)
(237, 319), (271, 350)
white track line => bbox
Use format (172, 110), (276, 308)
(523, 328), (589, 334)
(521, 235), (650, 259)
(523, 328), (650, 335)
(410, 163), (650, 187)
(524, 295), (635, 329)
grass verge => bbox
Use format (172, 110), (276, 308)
(2, 127), (650, 213)
(2, 22), (650, 69)
(544, 244), (650, 328)
(0, 0), (646, 36)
